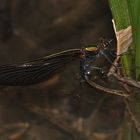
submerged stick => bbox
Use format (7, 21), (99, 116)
(85, 76), (129, 98)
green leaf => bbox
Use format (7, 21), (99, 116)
(127, 0), (140, 79)
(108, 0), (132, 76)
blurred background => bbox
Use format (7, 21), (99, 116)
(0, 0), (125, 140)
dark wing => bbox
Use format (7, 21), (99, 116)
(0, 49), (81, 86)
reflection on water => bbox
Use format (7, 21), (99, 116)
(0, 0), (125, 140)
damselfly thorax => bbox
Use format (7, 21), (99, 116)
(80, 38), (116, 81)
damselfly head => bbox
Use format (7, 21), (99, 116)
(97, 37), (112, 50)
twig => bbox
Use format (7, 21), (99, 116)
(121, 80), (140, 133)
(85, 77), (129, 98)
(124, 98), (140, 133)
(0, 122), (29, 140)
(108, 58), (140, 89)
(26, 105), (87, 140)
(113, 72), (140, 89)
(0, 123), (29, 133)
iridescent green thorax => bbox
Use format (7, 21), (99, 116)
(80, 45), (98, 60)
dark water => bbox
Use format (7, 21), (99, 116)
(0, 0), (125, 140)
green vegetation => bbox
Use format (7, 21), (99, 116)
(109, 0), (140, 139)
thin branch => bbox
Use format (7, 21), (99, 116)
(108, 58), (140, 89)
(85, 77), (129, 98)
(123, 84), (140, 133)
(124, 97), (140, 133)
(26, 104), (87, 140)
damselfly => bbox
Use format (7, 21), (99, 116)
(0, 38), (120, 96)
